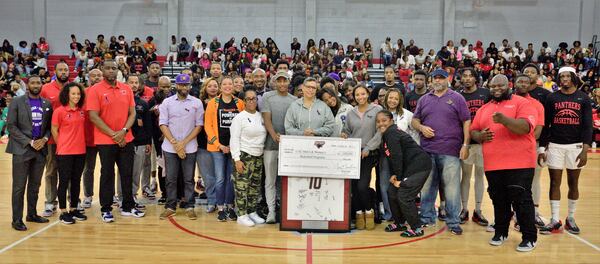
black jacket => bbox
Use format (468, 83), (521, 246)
(132, 96), (152, 146)
(381, 124), (431, 183)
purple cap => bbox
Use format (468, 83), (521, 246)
(328, 72), (341, 82)
(175, 73), (191, 84)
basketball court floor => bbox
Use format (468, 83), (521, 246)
(0, 145), (598, 263)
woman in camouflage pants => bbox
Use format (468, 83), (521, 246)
(230, 88), (268, 227)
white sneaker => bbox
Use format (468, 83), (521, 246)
(42, 203), (55, 217)
(121, 208), (145, 218)
(249, 212), (265, 224)
(237, 215), (255, 227)
(266, 211), (276, 224)
(82, 197), (92, 208)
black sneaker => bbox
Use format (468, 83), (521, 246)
(516, 240), (537, 252)
(450, 226), (463, 235)
(385, 223), (408, 232)
(472, 210), (489, 226)
(71, 210), (88, 221)
(489, 234), (508, 246)
(565, 217), (580, 234)
(438, 207), (447, 221)
(157, 197), (167, 205)
(217, 210), (227, 222)
(539, 220), (562, 235)
(400, 228), (424, 237)
(59, 212), (75, 225)
(534, 215), (545, 228)
(26, 215), (49, 223)
(227, 208), (238, 221)
(459, 210), (469, 224)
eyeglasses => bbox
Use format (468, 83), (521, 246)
(244, 97), (258, 102)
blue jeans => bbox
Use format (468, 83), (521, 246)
(196, 148), (216, 206)
(378, 157), (393, 220)
(210, 152), (234, 206)
(420, 154), (462, 227)
(383, 54), (392, 66)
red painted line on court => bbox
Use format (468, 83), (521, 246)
(306, 233), (313, 264)
(169, 217), (447, 251)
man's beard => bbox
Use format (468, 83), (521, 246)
(492, 91), (511, 102)
(29, 88), (41, 96)
(177, 90), (188, 97)
(57, 75), (69, 83)
(432, 83), (445, 91)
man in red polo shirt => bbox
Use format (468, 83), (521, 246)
(86, 60), (145, 223)
(82, 69), (103, 209)
(470, 74), (538, 252)
(39, 61), (69, 217)
(514, 74), (546, 228)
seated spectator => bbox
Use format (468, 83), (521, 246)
(2, 40), (15, 61)
(178, 37), (191, 62)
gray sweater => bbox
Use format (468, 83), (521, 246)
(342, 104), (383, 152)
(284, 98), (335, 137)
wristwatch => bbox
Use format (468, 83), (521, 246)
(122, 127), (128, 132)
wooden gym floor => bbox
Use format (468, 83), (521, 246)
(0, 144), (598, 263)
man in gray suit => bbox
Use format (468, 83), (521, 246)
(6, 75), (52, 231)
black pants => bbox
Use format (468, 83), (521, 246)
(11, 152), (45, 222)
(352, 155), (378, 211)
(57, 154), (86, 209)
(164, 152), (196, 210)
(157, 161), (185, 199)
(388, 170), (430, 229)
(486, 168), (537, 242)
(97, 143), (135, 212)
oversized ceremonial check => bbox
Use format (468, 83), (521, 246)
(278, 135), (361, 232)
(278, 135), (361, 179)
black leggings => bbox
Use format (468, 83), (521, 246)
(352, 155), (378, 211)
(388, 170), (430, 229)
(57, 154), (86, 210)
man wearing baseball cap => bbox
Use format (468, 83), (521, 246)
(158, 74), (204, 220)
(411, 68), (471, 235)
(262, 70), (297, 223)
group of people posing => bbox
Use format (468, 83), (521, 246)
(7, 58), (592, 253)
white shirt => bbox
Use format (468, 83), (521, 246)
(393, 108), (420, 144)
(463, 50), (478, 60)
(397, 55), (415, 68)
(230, 110), (267, 161)
(415, 54), (427, 65)
(381, 43), (392, 55)
(192, 40), (203, 51)
(458, 45), (469, 56)
(198, 47), (210, 58)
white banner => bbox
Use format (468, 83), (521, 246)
(278, 135), (361, 179)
